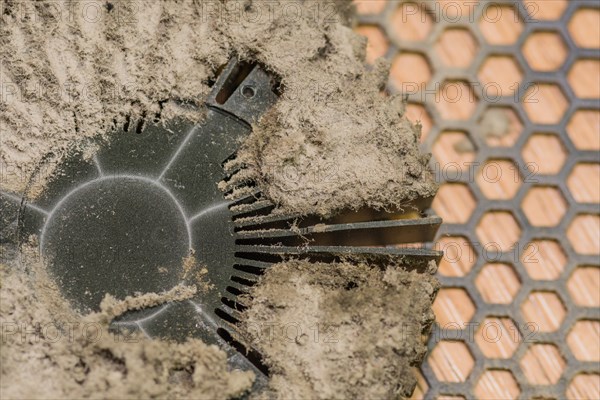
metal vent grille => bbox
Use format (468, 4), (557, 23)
(355, 0), (599, 398)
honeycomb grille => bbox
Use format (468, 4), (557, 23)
(354, 1), (599, 399)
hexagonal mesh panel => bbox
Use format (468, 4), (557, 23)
(354, 0), (599, 399)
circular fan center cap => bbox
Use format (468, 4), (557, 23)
(41, 176), (191, 313)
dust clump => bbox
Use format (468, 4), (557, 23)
(97, 282), (198, 322)
(239, 260), (439, 399)
(0, 252), (254, 399)
(479, 108), (510, 140)
(1, 0), (436, 217)
(181, 253), (214, 293)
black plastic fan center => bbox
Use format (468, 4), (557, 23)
(41, 176), (191, 313)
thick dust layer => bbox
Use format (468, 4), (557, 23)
(0, 255), (254, 399)
(240, 260), (439, 399)
(1, 0), (440, 398)
(0, 0), (435, 215)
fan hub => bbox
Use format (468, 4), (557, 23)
(41, 176), (191, 312)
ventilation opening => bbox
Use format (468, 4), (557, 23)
(233, 216), (299, 231)
(221, 167), (246, 183)
(234, 252), (283, 264)
(221, 296), (248, 312)
(232, 203), (276, 220)
(235, 236), (304, 247)
(216, 328), (270, 376)
(220, 151), (239, 168)
(226, 286), (245, 296)
(233, 264), (266, 276)
(223, 180), (257, 197)
(215, 307), (239, 324)
(135, 112), (146, 134)
(231, 275), (257, 287)
(123, 115), (131, 132)
(229, 192), (263, 208)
